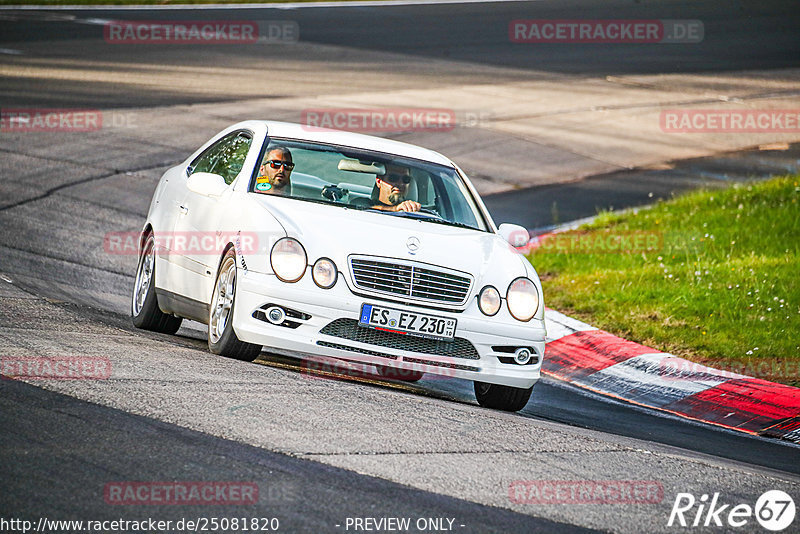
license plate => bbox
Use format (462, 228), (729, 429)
(358, 304), (456, 341)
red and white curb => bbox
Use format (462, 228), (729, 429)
(543, 308), (800, 444)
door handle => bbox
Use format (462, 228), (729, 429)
(174, 201), (188, 215)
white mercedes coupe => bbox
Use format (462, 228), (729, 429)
(132, 121), (546, 411)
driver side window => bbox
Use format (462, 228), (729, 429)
(189, 131), (252, 185)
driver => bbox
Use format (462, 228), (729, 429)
(371, 164), (421, 212)
(256, 147), (293, 195)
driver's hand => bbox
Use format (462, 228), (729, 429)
(392, 200), (421, 212)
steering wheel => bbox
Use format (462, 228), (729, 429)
(321, 185), (348, 202)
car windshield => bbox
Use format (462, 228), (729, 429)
(250, 137), (489, 232)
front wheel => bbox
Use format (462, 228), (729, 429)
(208, 249), (262, 361)
(474, 381), (533, 412)
(131, 233), (182, 334)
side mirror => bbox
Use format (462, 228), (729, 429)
(498, 223), (530, 247)
(187, 172), (228, 197)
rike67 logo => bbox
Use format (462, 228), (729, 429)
(668, 490), (795, 531)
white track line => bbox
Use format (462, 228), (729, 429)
(544, 308), (596, 343)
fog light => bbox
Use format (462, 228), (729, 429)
(266, 306), (286, 325)
(514, 347), (532, 365)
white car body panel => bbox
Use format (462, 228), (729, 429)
(142, 121), (546, 389)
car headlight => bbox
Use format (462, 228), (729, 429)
(506, 277), (539, 322)
(478, 286), (501, 316)
(270, 237), (307, 283)
(312, 258), (337, 289)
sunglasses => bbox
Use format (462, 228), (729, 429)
(266, 160), (295, 170)
(383, 173), (411, 185)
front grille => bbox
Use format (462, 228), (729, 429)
(350, 257), (472, 305)
(316, 341), (398, 360)
(319, 318), (479, 360)
(403, 357), (480, 372)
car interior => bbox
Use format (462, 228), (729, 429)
(248, 140), (486, 231)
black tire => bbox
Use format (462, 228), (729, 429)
(474, 381), (534, 412)
(131, 233), (182, 334)
(208, 248), (262, 362)
(375, 365), (424, 382)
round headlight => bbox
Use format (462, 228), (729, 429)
(312, 258), (337, 289)
(478, 286), (501, 316)
(506, 277), (539, 322)
(270, 237), (307, 283)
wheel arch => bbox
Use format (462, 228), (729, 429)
(206, 242), (238, 307)
(216, 242), (238, 274)
(139, 223), (154, 254)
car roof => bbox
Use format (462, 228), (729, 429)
(256, 120), (455, 167)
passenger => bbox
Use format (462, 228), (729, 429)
(256, 147), (294, 195)
(371, 164), (421, 212)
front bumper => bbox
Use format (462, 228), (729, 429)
(233, 269), (545, 389)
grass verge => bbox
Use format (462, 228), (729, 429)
(530, 175), (800, 387)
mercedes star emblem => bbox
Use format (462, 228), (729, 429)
(406, 236), (420, 255)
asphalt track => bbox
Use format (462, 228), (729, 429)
(2, 0), (800, 108)
(1, 1), (800, 532)
(485, 141), (800, 230)
(1, 378), (588, 533)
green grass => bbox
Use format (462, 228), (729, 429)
(530, 175), (800, 387)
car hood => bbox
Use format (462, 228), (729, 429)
(256, 197), (528, 293)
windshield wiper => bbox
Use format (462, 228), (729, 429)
(420, 217), (480, 231)
(379, 210), (479, 230)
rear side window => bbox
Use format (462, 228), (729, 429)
(188, 131), (252, 185)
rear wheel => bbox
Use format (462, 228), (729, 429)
(375, 365), (424, 382)
(208, 249), (262, 361)
(131, 233), (182, 334)
(474, 381), (533, 412)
